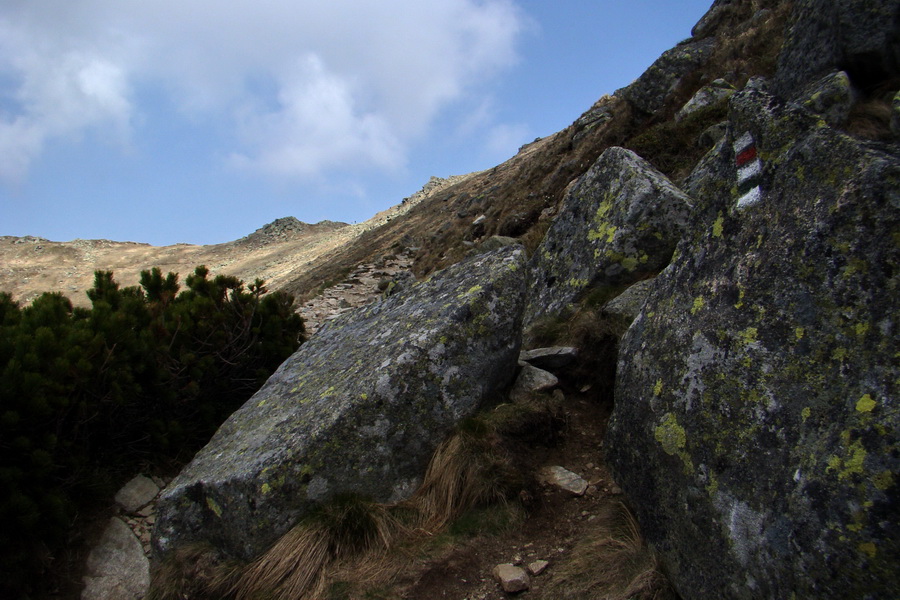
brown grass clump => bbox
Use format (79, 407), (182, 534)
(844, 99), (894, 141)
(542, 502), (677, 600)
(232, 494), (401, 600)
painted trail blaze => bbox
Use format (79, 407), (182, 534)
(733, 131), (763, 209)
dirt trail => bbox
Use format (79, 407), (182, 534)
(396, 392), (624, 600)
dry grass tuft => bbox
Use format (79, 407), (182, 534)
(232, 494), (401, 600)
(543, 502), (676, 600)
(844, 99), (894, 141)
(407, 423), (517, 532)
(147, 543), (242, 600)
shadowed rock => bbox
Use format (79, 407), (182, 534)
(153, 247), (528, 561)
(607, 82), (900, 599)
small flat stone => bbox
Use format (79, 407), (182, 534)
(519, 346), (578, 371)
(492, 564), (530, 593)
(114, 475), (159, 514)
(528, 560), (550, 576)
(540, 466), (589, 496)
(510, 363), (559, 401)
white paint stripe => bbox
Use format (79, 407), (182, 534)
(736, 186), (762, 209)
(733, 132), (754, 154)
(737, 159), (762, 183)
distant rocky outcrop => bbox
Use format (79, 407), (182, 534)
(239, 217), (348, 247)
(524, 147), (693, 326)
(153, 246), (528, 561)
(606, 79), (900, 598)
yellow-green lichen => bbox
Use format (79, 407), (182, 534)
(737, 327), (758, 345)
(855, 322), (870, 337)
(261, 482), (271, 494)
(461, 285), (483, 299)
(621, 256), (639, 271)
(795, 327), (805, 341)
(827, 436), (867, 481)
(856, 394), (876, 413)
(706, 470), (719, 496)
(691, 296), (705, 315)
(655, 413), (693, 473)
(206, 497), (223, 518)
(653, 379), (664, 396)
(802, 406), (811, 422)
(712, 213), (724, 238)
(873, 471), (894, 491)
(734, 287), (745, 309)
(655, 413), (686, 454)
(859, 542), (877, 558)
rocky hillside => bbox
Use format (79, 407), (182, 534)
(0, 174), (471, 308)
(9, 0), (900, 599)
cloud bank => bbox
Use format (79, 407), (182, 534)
(0, 0), (524, 183)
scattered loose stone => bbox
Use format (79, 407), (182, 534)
(510, 363), (558, 401)
(540, 466), (589, 496)
(528, 560), (550, 576)
(492, 564), (530, 593)
(114, 475), (159, 514)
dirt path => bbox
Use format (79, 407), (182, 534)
(396, 392), (625, 600)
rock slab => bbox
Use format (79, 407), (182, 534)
(540, 466), (588, 496)
(114, 474), (160, 514)
(518, 346), (578, 371)
(153, 247), (528, 561)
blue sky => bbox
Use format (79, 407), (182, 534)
(1, 1), (713, 246)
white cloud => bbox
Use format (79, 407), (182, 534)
(0, 14), (133, 182)
(0, 0), (525, 182)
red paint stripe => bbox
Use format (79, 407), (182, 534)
(736, 145), (757, 167)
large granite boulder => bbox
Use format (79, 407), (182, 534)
(774, 0), (900, 96)
(618, 37), (716, 116)
(606, 82), (900, 598)
(525, 147), (693, 326)
(153, 246), (528, 561)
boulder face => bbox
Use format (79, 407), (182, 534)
(152, 246), (528, 561)
(525, 147), (692, 326)
(606, 82), (900, 599)
(618, 37), (717, 116)
(774, 0), (900, 96)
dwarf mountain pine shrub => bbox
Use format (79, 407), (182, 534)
(0, 267), (304, 598)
